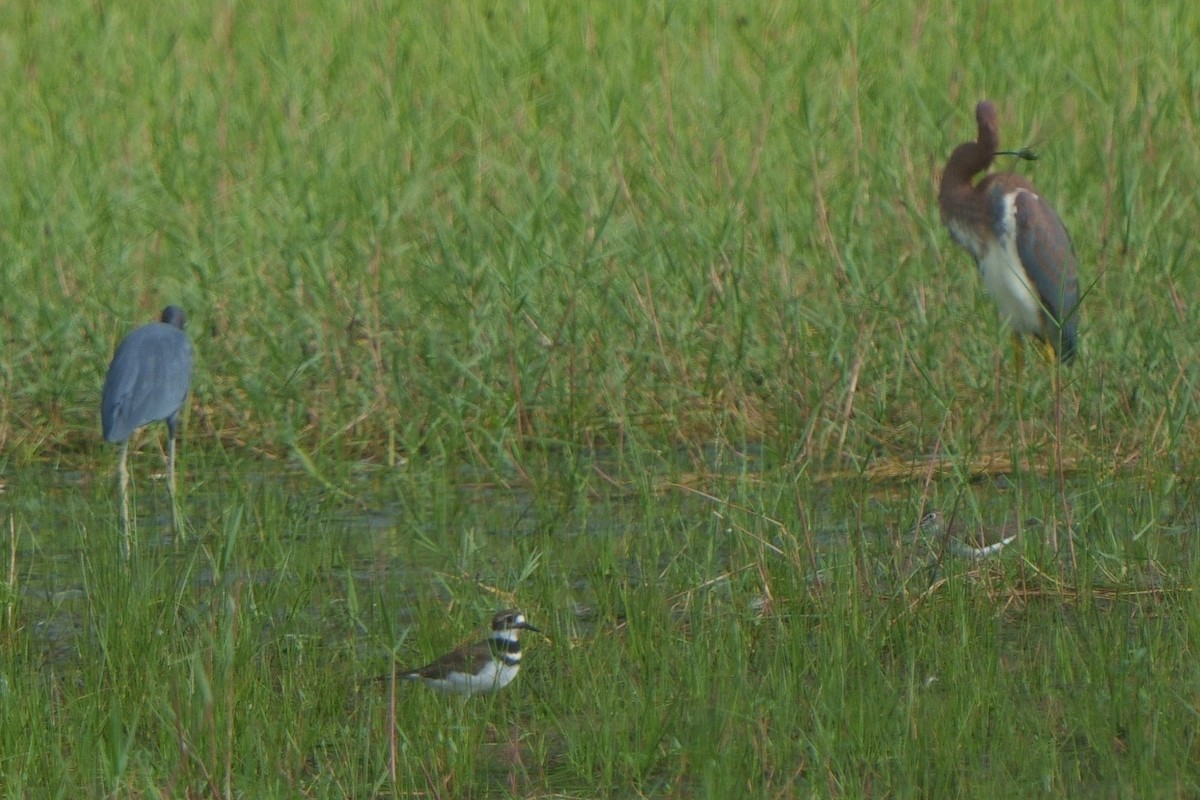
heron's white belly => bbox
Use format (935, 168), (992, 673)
(978, 236), (1042, 336)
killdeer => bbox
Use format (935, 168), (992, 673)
(919, 510), (1020, 559)
(398, 609), (540, 695)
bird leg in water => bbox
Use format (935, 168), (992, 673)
(167, 433), (185, 537)
(118, 439), (132, 559)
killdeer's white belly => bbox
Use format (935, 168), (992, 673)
(426, 661), (520, 695)
(949, 534), (1018, 560)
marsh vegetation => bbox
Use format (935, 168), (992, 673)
(2, 1), (1199, 796)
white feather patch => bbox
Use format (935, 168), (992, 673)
(976, 190), (1043, 336)
(419, 660), (521, 694)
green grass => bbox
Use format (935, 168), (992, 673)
(3, 0), (1200, 796)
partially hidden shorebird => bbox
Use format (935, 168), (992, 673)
(398, 609), (541, 695)
(919, 509), (1020, 560)
(101, 305), (194, 552)
(938, 100), (1080, 368)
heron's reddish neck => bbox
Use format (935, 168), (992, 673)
(938, 142), (995, 207)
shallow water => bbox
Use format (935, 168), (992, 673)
(7, 440), (1182, 681)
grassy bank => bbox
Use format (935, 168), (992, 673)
(2, 0), (1200, 796)
(1, 1), (1195, 472)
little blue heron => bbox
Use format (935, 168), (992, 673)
(938, 100), (1080, 368)
(101, 305), (194, 549)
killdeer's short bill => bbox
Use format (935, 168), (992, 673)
(398, 609), (540, 695)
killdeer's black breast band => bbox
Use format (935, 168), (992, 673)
(491, 638), (522, 655)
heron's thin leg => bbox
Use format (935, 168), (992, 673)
(1011, 334), (1025, 421)
(1038, 339), (1057, 365)
(1012, 334), (1024, 386)
(167, 430), (185, 538)
(118, 439), (132, 559)
(166, 430), (175, 501)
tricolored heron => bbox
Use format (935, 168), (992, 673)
(938, 100), (1079, 368)
(101, 305), (194, 550)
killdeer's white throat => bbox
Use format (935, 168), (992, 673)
(399, 609), (540, 695)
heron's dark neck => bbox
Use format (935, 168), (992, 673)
(940, 142), (993, 197)
(938, 142), (996, 226)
